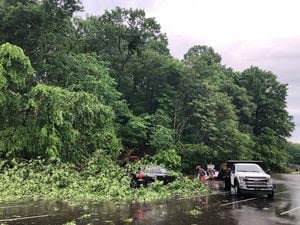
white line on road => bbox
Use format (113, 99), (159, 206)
(220, 197), (259, 206)
(0, 214), (50, 222)
(280, 207), (300, 215)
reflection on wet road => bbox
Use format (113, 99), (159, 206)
(0, 174), (299, 225)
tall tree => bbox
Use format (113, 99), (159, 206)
(78, 7), (169, 94)
(0, 43), (34, 128)
(0, 0), (82, 84)
(0, 43), (121, 162)
(0, 43), (34, 158)
(126, 49), (180, 114)
(285, 142), (300, 165)
(175, 45), (254, 165)
(238, 67), (294, 169)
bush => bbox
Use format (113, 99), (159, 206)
(152, 149), (181, 170)
(149, 125), (174, 151)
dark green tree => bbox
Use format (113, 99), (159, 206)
(238, 67), (294, 170)
(126, 50), (180, 114)
(174, 45), (254, 166)
(0, 43), (121, 162)
(0, 0), (82, 84)
(78, 8), (169, 94)
(0, 43), (34, 158)
(285, 142), (300, 165)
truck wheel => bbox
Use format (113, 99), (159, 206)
(268, 191), (274, 199)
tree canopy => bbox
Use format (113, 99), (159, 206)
(0, 1), (295, 172)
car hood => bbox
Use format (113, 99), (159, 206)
(237, 172), (270, 179)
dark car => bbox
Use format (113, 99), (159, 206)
(131, 166), (177, 188)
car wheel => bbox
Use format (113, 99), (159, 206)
(268, 190), (274, 199)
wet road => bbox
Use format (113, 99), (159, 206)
(0, 174), (299, 225)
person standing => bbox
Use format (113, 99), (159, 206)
(207, 167), (215, 180)
(196, 165), (206, 183)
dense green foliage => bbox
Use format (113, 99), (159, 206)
(285, 142), (300, 165)
(0, 44), (121, 162)
(0, 0), (295, 181)
(0, 155), (207, 202)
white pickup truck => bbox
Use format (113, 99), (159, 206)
(230, 163), (274, 198)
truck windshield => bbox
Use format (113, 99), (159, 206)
(235, 164), (263, 173)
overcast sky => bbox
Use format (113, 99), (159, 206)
(80, 0), (300, 143)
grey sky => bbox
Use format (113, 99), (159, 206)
(80, 0), (300, 143)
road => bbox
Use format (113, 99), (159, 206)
(201, 173), (300, 225)
(0, 174), (299, 225)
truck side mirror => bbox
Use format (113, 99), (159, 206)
(266, 169), (271, 175)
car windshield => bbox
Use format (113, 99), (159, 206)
(145, 166), (167, 174)
(235, 164), (263, 173)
